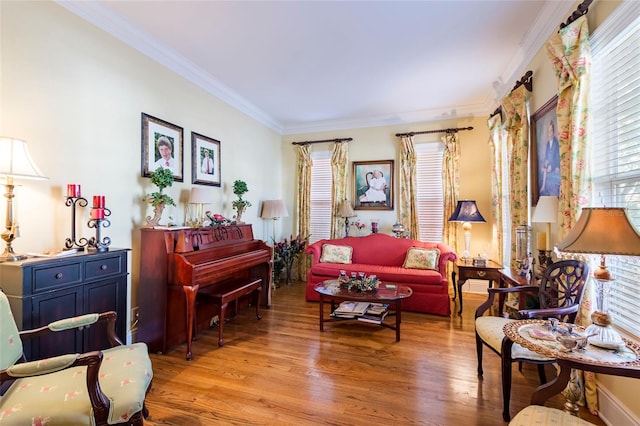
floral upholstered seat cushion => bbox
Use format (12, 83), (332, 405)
(475, 316), (552, 361)
(0, 342), (153, 425)
(510, 405), (594, 426)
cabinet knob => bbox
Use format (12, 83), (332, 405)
(100, 264), (108, 271)
(55, 273), (63, 279)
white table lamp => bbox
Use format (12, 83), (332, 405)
(448, 200), (486, 261)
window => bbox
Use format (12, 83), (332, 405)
(309, 151), (332, 244)
(415, 142), (444, 242)
(591, 3), (640, 338)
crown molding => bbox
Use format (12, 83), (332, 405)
(56, 0), (283, 134)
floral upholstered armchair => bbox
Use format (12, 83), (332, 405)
(0, 290), (153, 425)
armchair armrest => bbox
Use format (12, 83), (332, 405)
(19, 311), (123, 347)
(518, 304), (579, 320)
(475, 286), (540, 319)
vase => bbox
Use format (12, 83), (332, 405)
(234, 205), (246, 224)
(283, 257), (296, 286)
(145, 201), (165, 228)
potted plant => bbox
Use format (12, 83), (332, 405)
(231, 179), (252, 223)
(144, 167), (176, 228)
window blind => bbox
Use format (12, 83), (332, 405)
(309, 152), (332, 244)
(416, 142), (444, 242)
(591, 3), (640, 338)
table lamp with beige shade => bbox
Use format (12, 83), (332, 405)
(0, 137), (48, 262)
(555, 207), (640, 348)
(337, 200), (356, 237)
(186, 186), (211, 227)
(532, 195), (558, 268)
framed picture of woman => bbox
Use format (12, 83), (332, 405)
(531, 95), (559, 206)
(353, 160), (394, 210)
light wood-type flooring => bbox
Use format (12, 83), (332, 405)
(143, 281), (603, 426)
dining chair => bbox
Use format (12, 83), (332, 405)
(0, 290), (153, 425)
(510, 355), (640, 425)
(475, 259), (589, 421)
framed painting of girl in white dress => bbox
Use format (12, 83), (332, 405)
(353, 160), (394, 210)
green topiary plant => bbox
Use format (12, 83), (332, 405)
(145, 167), (176, 207)
(231, 179), (251, 223)
(231, 179), (252, 211)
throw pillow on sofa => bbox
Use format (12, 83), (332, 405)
(403, 247), (440, 270)
(320, 244), (353, 264)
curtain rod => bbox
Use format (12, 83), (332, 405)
(560, 0), (593, 30)
(291, 137), (352, 146)
(488, 69), (533, 118)
(395, 126), (473, 138)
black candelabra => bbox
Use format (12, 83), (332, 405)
(64, 195), (89, 250)
(87, 208), (111, 253)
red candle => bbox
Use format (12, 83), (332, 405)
(93, 195), (105, 208)
(91, 208), (105, 220)
(67, 184), (81, 198)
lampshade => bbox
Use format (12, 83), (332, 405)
(448, 200), (486, 223)
(337, 200), (356, 218)
(532, 196), (558, 223)
(555, 207), (640, 256)
(0, 137), (47, 180)
(260, 200), (289, 219)
(188, 187), (210, 204)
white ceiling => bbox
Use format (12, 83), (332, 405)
(58, 0), (575, 135)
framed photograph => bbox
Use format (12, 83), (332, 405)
(141, 113), (184, 181)
(530, 95), (559, 206)
(191, 132), (221, 187)
(353, 160), (394, 210)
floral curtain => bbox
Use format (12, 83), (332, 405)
(296, 145), (313, 281)
(331, 142), (349, 239)
(442, 132), (460, 252)
(398, 135), (419, 239)
(546, 15), (595, 413)
(501, 85), (530, 268)
(487, 114), (505, 265)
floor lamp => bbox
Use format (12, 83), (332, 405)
(556, 207), (640, 348)
(0, 137), (48, 262)
(448, 200), (486, 261)
(260, 200), (289, 288)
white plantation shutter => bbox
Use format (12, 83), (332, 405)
(416, 142), (445, 242)
(309, 152), (332, 244)
(591, 3), (640, 338)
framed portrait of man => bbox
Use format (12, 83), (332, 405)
(530, 95), (559, 206)
(141, 113), (184, 182)
(191, 132), (221, 187)
(353, 160), (394, 210)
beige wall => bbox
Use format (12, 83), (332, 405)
(0, 1), (282, 317)
(281, 116), (493, 257)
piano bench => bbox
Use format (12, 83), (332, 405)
(196, 277), (262, 347)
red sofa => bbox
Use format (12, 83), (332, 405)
(305, 233), (457, 316)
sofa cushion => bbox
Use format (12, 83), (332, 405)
(403, 247), (440, 270)
(320, 244), (353, 264)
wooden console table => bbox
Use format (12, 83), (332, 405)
(451, 259), (502, 315)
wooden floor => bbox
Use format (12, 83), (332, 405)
(143, 282), (603, 426)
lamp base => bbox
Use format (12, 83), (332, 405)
(585, 311), (624, 349)
(0, 246), (27, 262)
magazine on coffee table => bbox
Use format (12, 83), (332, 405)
(357, 303), (389, 324)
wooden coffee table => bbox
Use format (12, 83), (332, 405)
(314, 280), (413, 341)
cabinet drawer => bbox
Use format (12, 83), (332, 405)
(33, 264), (82, 292)
(85, 255), (123, 280)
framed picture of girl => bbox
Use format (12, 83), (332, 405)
(353, 160), (394, 210)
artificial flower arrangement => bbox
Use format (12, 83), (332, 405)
(205, 211), (232, 226)
(338, 270), (380, 292)
(274, 234), (309, 285)
(351, 219), (366, 236)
